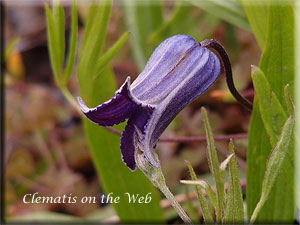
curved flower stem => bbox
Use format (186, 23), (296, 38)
(135, 152), (193, 224)
(200, 39), (253, 110)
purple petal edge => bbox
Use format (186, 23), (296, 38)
(77, 78), (139, 126)
(120, 108), (151, 171)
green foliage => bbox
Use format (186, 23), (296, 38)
(187, 0), (251, 31)
(182, 109), (245, 224)
(45, 4), (62, 84)
(246, 2), (295, 222)
(250, 114), (295, 223)
(224, 140), (244, 223)
(63, 0), (78, 84)
(95, 32), (130, 77)
(184, 160), (213, 223)
(202, 107), (224, 223)
(122, 0), (164, 70)
(251, 66), (288, 146)
(240, 0), (268, 49)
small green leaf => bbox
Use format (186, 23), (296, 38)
(220, 153), (234, 171)
(201, 107), (224, 223)
(181, 179), (217, 211)
(251, 65), (288, 146)
(94, 31), (130, 77)
(219, 153), (234, 190)
(224, 140), (244, 223)
(250, 115), (295, 223)
(184, 160), (213, 224)
(63, 0), (78, 83)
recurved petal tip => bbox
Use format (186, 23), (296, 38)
(77, 82), (138, 126)
(77, 96), (90, 113)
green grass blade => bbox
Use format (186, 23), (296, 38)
(246, 3), (295, 222)
(122, 0), (163, 70)
(148, 2), (163, 30)
(53, 5), (65, 70)
(78, 1), (112, 85)
(81, 3), (97, 50)
(184, 160), (213, 224)
(187, 0), (251, 31)
(240, 0), (268, 49)
(184, 186), (199, 223)
(201, 107), (224, 223)
(63, 0), (78, 83)
(250, 115), (295, 223)
(45, 4), (61, 85)
(251, 66), (288, 146)
(224, 140), (244, 223)
(122, 1), (146, 70)
(94, 31), (130, 77)
(147, 1), (191, 46)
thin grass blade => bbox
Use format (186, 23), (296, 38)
(201, 107), (224, 223)
(184, 160), (213, 224)
(224, 140), (244, 223)
(94, 31), (130, 76)
(184, 185), (199, 223)
(45, 4), (61, 85)
(53, 4), (65, 70)
(63, 0), (78, 83)
(240, 0), (268, 49)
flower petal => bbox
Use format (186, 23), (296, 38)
(131, 34), (206, 105)
(77, 79), (138, 126)
(139, 40), (221, 167)
(120, 108), (152, 171)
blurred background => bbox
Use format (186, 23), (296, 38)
(3, 0), (260, 222)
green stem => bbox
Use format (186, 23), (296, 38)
(135, 152), (193, 224)
(157, 177), (193, 224)
(59, 85), (81, 114)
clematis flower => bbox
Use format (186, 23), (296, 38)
(77, 34), (250, 171)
